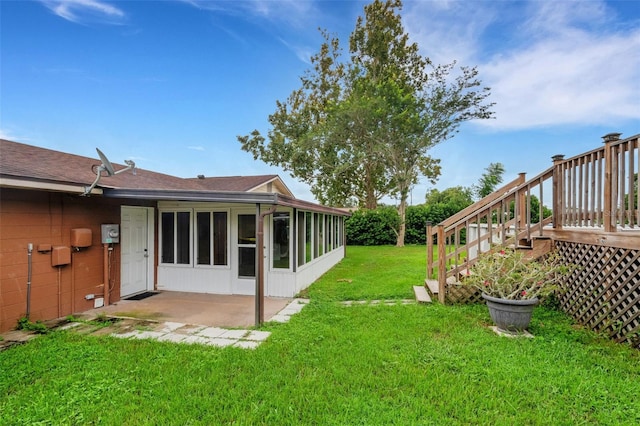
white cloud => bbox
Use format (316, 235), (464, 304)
(482, 29), (640, 130)
(188, 145), (205, 151)
(277, 37), (314, 64)
(403, 0), (496, 67)
(40, 0), (125, 25)
(403, 0), (640, 131)
(0, 128), (32, 143)
(183, 0), (318, 29)
(0, 129), (15, 140)
(182, 0), (325, 64)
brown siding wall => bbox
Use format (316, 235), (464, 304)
(0, 188), (154, 332)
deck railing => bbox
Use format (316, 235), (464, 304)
(427, 133), (640, 303)
(555, 133), (639, 230)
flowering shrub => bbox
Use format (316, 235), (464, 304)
(463, 248), (571, 300)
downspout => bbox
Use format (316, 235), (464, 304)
(26, 243), (33, 319)
(256, 204), (278, 327)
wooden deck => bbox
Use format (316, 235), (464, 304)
(424, 133), (639, 347)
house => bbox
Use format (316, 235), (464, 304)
(0, 139), (349, 332)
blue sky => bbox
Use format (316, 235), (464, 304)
(2, 0), (639, 205)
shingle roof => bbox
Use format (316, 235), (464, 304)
(0, 139), (287, 193)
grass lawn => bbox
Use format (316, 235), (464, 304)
(1, 246), (639, 425)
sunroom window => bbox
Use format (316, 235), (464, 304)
(196, 211), (228, 266)
(272, 212), (290, 269)
(161, 211), (191, 265)
(161, 209), (228, 267)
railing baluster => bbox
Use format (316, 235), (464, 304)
(597, 150), (603, 227)
(577, 159), (582, 226)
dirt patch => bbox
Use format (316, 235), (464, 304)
(0, 315), (166, 351)
(104, 310), (165, 320)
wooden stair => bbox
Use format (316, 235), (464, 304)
(424, 279), (438, 295)
(511, 236), (553, 259)
(413, 285), (432, 303)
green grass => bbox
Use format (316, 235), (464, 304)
(303, 245), (426, 301)
(1, 246), (639, 425)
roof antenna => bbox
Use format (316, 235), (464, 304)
(82, 148), (136, 196)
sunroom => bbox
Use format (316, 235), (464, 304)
(105, 188), (349, 301)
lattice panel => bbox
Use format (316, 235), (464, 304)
(446, 284), (482, 304)
(556, 241), (640, 348)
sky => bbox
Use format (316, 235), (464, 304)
(1, 0), (639, 205)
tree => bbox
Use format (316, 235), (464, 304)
(474, 162), (505, 199)
(425, 186), (474, 214)
(238, 0), (494, 246)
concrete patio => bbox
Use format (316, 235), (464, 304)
(90, 291), (295, 328)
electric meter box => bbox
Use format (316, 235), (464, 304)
(101, 224), (120, 244)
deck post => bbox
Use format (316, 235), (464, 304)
(426, 221), (433, 281)
(437, 225), (446, 304)
(602, 133), (622, 232)
(552, 154), (565, 230)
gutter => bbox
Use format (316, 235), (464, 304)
(0, 177), (103, 195)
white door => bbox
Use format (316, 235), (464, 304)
(121, 207), (151, 297)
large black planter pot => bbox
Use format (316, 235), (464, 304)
(482, 293), (539, 333)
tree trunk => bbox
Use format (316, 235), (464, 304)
(365, 189), (377, 209)
(363, 163), (378, 209)
(396, 188), (408, 247)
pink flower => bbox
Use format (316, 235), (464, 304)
(499, 250), (506, 255)
(521, 291), (527, 297)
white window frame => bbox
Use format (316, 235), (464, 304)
(270, 210), (292, 271)
(159, 209), (193, 267)
(160, 207), (230, 269)
(194, 208), (230, 269)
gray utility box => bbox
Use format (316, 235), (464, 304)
(101, 224), (120, 244)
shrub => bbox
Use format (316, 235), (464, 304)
(346, 206), (399, 245)
(405, 205), (429, 244)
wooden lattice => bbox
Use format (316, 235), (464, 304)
(556, 241), (640, 348)
(445, 284), (482, 304)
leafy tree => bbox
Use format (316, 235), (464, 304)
(425, 186), (474, 214)
(238, 0), (494, 247)
(508, 195), (552, 224)
(474, 162), (505, 199)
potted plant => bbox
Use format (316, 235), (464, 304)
(463, 248), (570, 334)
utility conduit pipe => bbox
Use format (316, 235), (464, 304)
(26, 243), (33, 319)
(57, 266), (62, 317)
(103, 243), (110, 306)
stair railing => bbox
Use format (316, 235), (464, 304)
(426, 133), (639, 304)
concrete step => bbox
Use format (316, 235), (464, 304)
(413, 286), (432, 303)
(425, 279), (439, 295)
